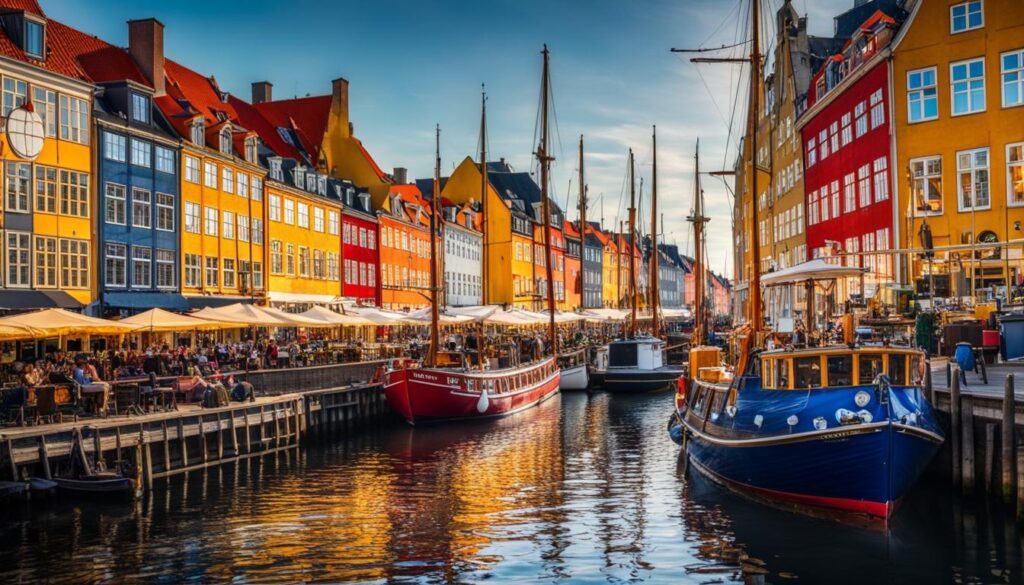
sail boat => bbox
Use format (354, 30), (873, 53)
(668, 0), (942, 522)
(603, 128), (685, 393)
(382, 48), (561, 425)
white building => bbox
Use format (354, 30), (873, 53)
(443, 202), (483, 307)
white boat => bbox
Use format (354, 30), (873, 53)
(558, 348), (590, 390)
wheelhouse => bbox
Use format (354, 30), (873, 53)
(608, 337), (665, 369)
(759, 347), (925, 390)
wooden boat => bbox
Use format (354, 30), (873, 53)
(557, 347), (590, 390)
(0, 480), (27, 499)
(55, 472), (140, 497)
(28, 478), (58, 495)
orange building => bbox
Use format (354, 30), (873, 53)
(533, 223), (565, 312)
(378, 184), (433, 310)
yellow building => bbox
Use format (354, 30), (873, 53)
(0, 8), (95, 309)
(599, 232), (619, 308)
(893, 0), (1024, 295)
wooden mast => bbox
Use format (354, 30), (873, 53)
(479, 84), (489, 305)
(650, 125), (661, 339)
(748, 0), (763, 338)
(689, 139), (708, 345)
(427, 124), (441, 367)
(537, 45), (558, 356)
(628, 149), (638, 338)
(578, 135), (586, 258)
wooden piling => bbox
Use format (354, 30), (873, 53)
(115, 427), (122, 464)
(229, 411), (239, 456)
(951, 369), (963, 490)
(6, 439), (18, 480)
(178, 418), (188, 466)
(924, 365), (934, 405)
(962, 396), (975, 495)
(38, 435), (51, 480)
(140, 431), (152, 491)
(161, 421), (171, 472)
(1017, 449), (1024, 521)
(200, 416), (208, 464)
(216, 414), (224, 460)
(985, 423), (996, 495)
(243, 409), (252, 454)
(947, 361), (952, 389)
(1004, 374), (1016, 505)
(92, 427), (102, 467)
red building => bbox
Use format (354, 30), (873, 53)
(340, 194), (381, 305)
(799, 11), (898, 291)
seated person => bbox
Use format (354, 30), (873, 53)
(225, 375), (256, 403)
(191, 372), (230, 408)
(73, 357), (110, 416)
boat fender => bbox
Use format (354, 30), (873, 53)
(726, 405), (737, 418)
(476, 389), (490, 414)
(753, 414), (763, 428)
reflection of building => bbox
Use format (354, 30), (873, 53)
(892, 0), (1024, 293)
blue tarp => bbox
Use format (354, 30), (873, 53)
(103, 292), (188, 311)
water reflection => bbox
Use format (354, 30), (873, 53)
(0, 391), (1022, 583)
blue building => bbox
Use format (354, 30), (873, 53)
(658, 243), (686, 309)
(582, 222), (603, 309)
(95, 80), (183, 314)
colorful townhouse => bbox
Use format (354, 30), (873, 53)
(799, 9), (901, 294)
(892, 0), (1024, 294)
(0, 2), (94, 311)
(600, 229), (618, 308)
(534, 221), (566, 312)
(653, 242), (685, 309)
(581, 222), (603, 308)
(441, 198), (483, 307)
(378, 184), (431, 310)
(563, 220), (582, 311)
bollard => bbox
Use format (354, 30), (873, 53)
(951, 369), (962, 490)
(962, 396), (975, 495)
(1004, 374), (1017, 505)
(985, 423), (996, 495)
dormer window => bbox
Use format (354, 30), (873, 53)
(269, 158), (283, 182)
(131, 92), (149, 124)
(190, 119), (204, 145)
(24, 18), (43, 60)
(358, 192), (370, 211)
(317, 175), (327, 195)
(293, 166), (306, 188)
(305, 172), (316, 192)
(244, 136), (257, 163)
(345, 188), (354, 206)
(219, 127), (232, 155)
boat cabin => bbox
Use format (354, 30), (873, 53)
(608, 337), (665, 370)
(758, 347), (924, 390)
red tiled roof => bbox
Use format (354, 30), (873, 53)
(252, 95), (330, 164)
(563, 220), (580, 238)
(157, 59), (252, 149)
(0, 4), (94, 82)
(0, 0), (42, 15)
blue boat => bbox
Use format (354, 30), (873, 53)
(669, 345), (943, 522)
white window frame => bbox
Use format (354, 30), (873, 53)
(956, 147), (991, 211)
(950, 0), (983, 34)
(907, 67), (939, 123)
(1002, 49), (1024, 108)
(910, 155), (944, 217)
(1007, 142), (1024, 208)
(185, 155), (200, 183)
(950, 57), (986, 116)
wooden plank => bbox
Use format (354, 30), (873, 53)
(115, 426), (122, 464)
(243, 409), (252, 454)
(200, 415), (208, 464)
(6, 439), (18, 480)
(229, 410), (239, 456)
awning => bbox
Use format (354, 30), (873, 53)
(185, 295), (255, 309)
(267, 291), (340, 304)
(104, 292), (188, 311)
(0, 290), (82, 310)
(120, 308), (235, 331)
(760, 259), (866, 286)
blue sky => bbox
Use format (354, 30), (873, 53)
(43, 0), (851, 278)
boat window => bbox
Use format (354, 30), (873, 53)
(609, 343), (638, 367)
(827, 355), (853, 387)
(775, 359), (790, 390)
(762, 359), (774, 388)
(888, 354), (908, 386)
(858, 354), (884, 385)
(692, 385), (710, 416)
(794, 356), (822, 389)
(910, 354), (924, 385)
(466, 379), (475, 392)
(709, 389), (727, 419)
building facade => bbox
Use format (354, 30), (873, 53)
(563, 220), (582, 311)
(581, 223), (603, 308)
(379, 185), (431, 310)
(442, 200), (482, 307)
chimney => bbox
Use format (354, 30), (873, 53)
(127, 18), (165, 97)
(331, 77), (350, 138)
(392, 167), (408, 184)
(251, 81), (273, 104)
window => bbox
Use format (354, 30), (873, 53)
(951, 1), (983, 33)
(222, 211), (234, 239)
(314, 207), (325, 232)
(205, 257), (219, 288)
(313, 250), (325, 279)
(222, 258), (236, 288)
(270, 240), (283, 274)
(368, 231), (376, 250)
(951, 58), (986, 115)
(253, 261), (263, 289)
(2, 76), (26, 118)
(31, 87), (56, 137)
(24, 19), (43, 59)
(4, 232), (29, 287)
(873, 157), (889, 202)
(221, 167), (234, 194)
(843, 173), (856, 214)
(807, 137), (816, 167)
(156, 193), (174, 231)
(286, 244), (295, 275)
(1009, 143), (1024, 207)
(298, 247), (310, 277)
(205, 206), (218, 236)
(298, 202), (309, 228)
(33, 236), (56, 288)
(269, 158), (283, 181)
(854, 101), (867, 137)
(245, 137), (257, 163)
(251, 176), (262, 201)
(343, 223), (352, 245)
(184, 253), (201, 288)
(105, 182), (126, 224)
(131, 246), (151, 288)
(34, 165), (56, 213)
(60, 239), (88, 289)
(236, 172), (248, 198)
(58, 95), (88, 144)
(858, 164), (872, 208)
(1003, 50), (1024, 108)
(359, 227), (367, 248)
(131, 92), (149, 124)
(869, 89), (885, 129)
(104, 132), (126, 162)
(230, 212), (248, 244)
(840, 112), (852, 146)
(829, 121), (838, 152)
(185, 201), (201, 233)
(156, 249), (175, 289)
(284, 199), (295, 224)
(60, 170), (89, 218)
(204, 161), (217, 188)
(819, 129), (829, 160)
(957, 148), (990, 210)
(219, 127), (232, 155)
(268, 194), (281, 221)
(911, 156), (943, 215)
(185, 156), (200, 183)
(104, 242), (126, 287)
(131, 188), (151, 228)
(908, 67), (938, 122)
(328, 211), (339, 235)
(252, 219), (263, 244)
(155, 147), (175, 173)
(190, 119), (204, 145)
(830, 180), (839, 219)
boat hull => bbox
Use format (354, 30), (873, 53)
(559, 363), (589, 391)
(383, 358), (561, 425)
(604, 368), (682, 393)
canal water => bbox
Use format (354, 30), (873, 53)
(0, 391), (1021, 584)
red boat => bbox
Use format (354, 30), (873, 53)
(383, 357), (560, 426)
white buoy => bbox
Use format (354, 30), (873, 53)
(476, 389), (490, 413)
